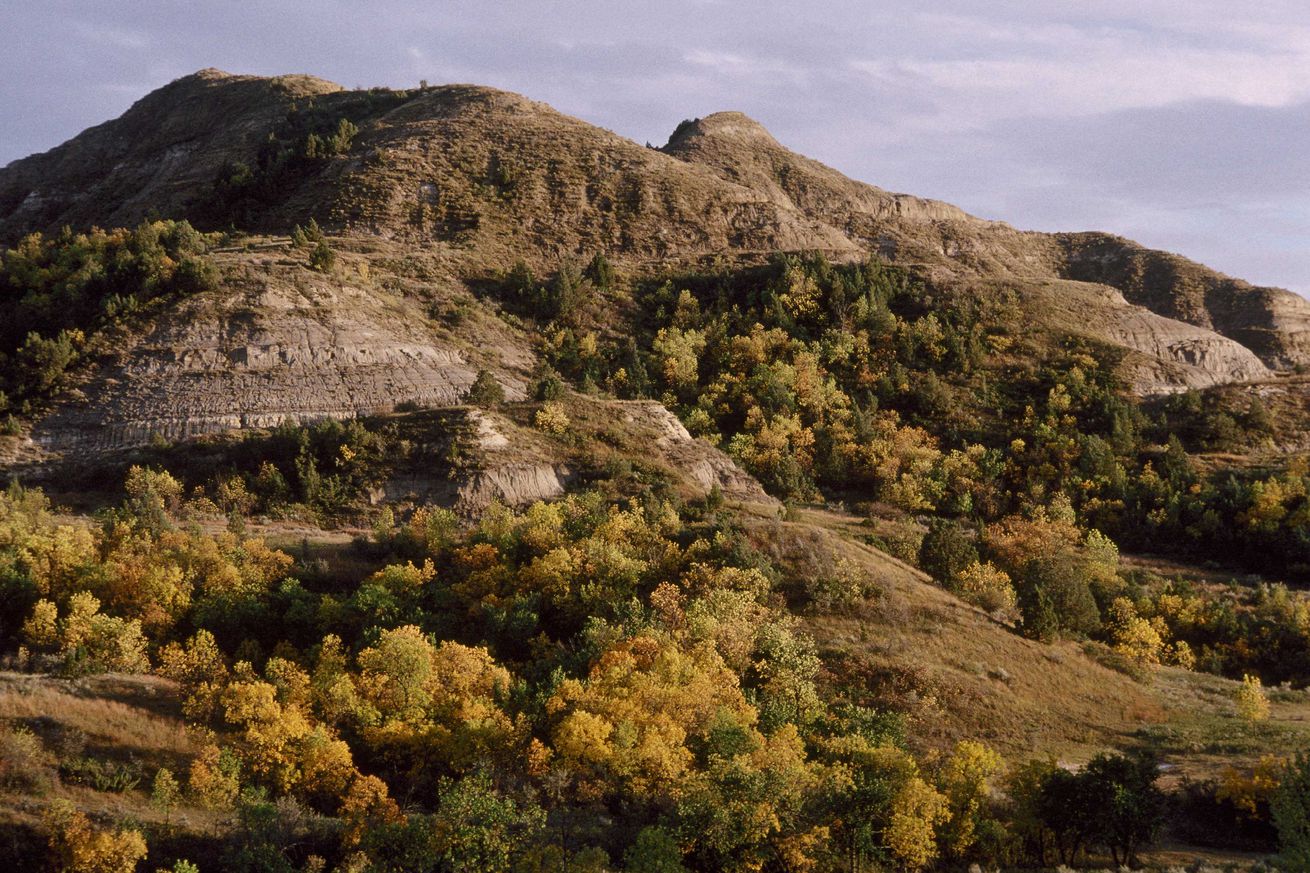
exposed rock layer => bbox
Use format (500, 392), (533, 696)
(33, 259), (487, 455)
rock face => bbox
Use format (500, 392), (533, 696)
(455, 464), (571, 514)
(1056, 233), (1310, 369)
(372, 401), (774, 514)
(611, 400), (775, 504)
(32, 258), (490, 455)
(1019, 281), (1273, 394)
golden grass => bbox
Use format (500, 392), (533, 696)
(0, 672), (195, 763)
(772, 508), (1166, 761)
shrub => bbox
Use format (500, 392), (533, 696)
(43, 800), (148, 873)
(432, 771), (546, 872)
(918, 519), (977, 586)
(1013, 554), (1101, 641)
(955, 561), (1016, 616)
(0, 725), (55, 793)
(464, 369), (505, 408)
(1274, 751), (1310, 871)
(309, 240), (336, 273)
(534, 403), (570, 434)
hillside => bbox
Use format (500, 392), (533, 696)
(4, 70), (1310, 402)
(6, 69), (1310, 871)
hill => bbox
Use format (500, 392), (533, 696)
(4, 70), (1310, 403)
(5, 69), (1310, 870)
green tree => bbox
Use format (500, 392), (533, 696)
(464, 370), (505, 408)
(624, 827), (686, 873)
(918, 519), (978, 587)
(1274, 751), (1310, 871)
(1014, 554), (1101, 641)
(584, 252), (616, 290)
(151, 767), (182, 824)
(432, 771), (545, 872)
(1080, 751), (1164, 866)
(309, 240), (335, 273)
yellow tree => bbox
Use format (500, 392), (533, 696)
(43, 800), (148, 873)
(548, 633), (756, 799)
(220, 665), (312, 791)
(936, 740), (1005, 862)
(158, 629), (229, 722)
(1237, 674), (1271, 722)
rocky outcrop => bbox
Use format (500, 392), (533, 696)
(610, 400), (776, 504)
(1021, 281), (1272, 394)
(456, 463), (571, 513)
(31, 259), (502, 455)
(1056, 232), (1310, 369)
(371, 401), (774, 514)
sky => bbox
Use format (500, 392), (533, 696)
(5, 1), (1309, 292)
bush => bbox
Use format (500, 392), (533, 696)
(1274, 752), (1310, 871)
(918, 519), (977, 586)
(309, 240), (336, 273)
(534, 403), (570, 434)
(464, 369), (505, 408)
(43, 800), (148, 873)
(955, 561), (1016, 616)
(1014, 555), (1101, 641)
(0, 725), (55, 793)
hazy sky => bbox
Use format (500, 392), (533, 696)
(6, 1), (1309, 292)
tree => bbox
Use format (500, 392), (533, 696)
(824, 737), (948, 872)
(1080, 751), (1164, 865)
(219, 667), (312, 792)
(1106, 597), (1165, 669)
(151, 768), (182, 825)
(123, 465), (182, 533)
(1274, 751), (1310, 871)
(1014, 554), (1101, 641)
(464, 369), (505, 408)
(1237, 673), (1271, 722)
(358, 625), (438, 722)
(584, 252), (615, 290)
(918, 519), (978, 587)
(549, 633), (757, 799)
(624, 827), (686, 873)
(432, 771), (545, 872)
(44, 800), (148, 873)
(188, 744), (241, 811)
(309, 240), (335, 273)
(158, 629), (230, 723)
(936, 740), (1004, 862)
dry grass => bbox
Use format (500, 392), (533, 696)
(750, 509), (1165, 761)
(0, 672), (195, 766)
(1141, 666), (1310, 783)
